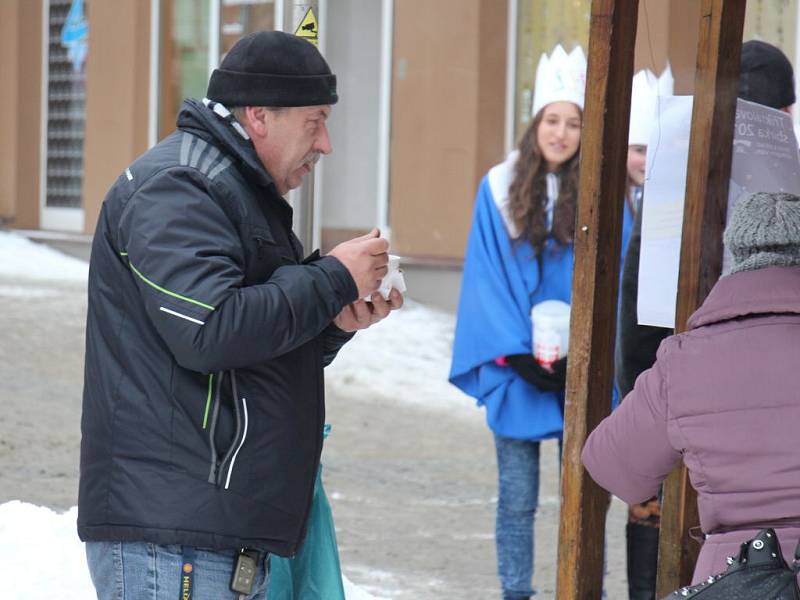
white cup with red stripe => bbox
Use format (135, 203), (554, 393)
(531, 300), (571, 370)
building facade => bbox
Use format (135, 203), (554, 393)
(1, 0), (798, 271)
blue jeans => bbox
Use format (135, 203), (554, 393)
(86, 541), (270, 600)
(494, 435), (542, 600)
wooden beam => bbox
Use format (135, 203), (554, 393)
(655, 0), (746, 595)
(556, 1), (639, 598)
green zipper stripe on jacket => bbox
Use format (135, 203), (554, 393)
(127, 262), (215, 311)
(202, 373), (214, 429)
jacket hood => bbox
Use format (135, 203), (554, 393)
(176, 98), (276, 191)
(687, 266), (800, 329)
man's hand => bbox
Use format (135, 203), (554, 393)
(333, 289), (404, 332)
(328, 228), (390, 299)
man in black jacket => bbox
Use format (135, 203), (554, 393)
(79, 31), (402, 599)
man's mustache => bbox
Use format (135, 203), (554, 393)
(303, 152), (321, 167)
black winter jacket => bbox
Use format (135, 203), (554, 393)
(78, 99), (358, 556)
(615, 198), (672, 397)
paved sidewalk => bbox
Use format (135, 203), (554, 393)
(324, 392), (628, 599)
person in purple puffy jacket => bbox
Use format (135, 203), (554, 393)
(583, 191), (800, 585)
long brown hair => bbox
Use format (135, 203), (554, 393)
(507, 109), (581, 255)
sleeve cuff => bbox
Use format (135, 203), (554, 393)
(313, 255), (359, 305)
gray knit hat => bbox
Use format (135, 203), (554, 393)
(724, 192), (800, 274)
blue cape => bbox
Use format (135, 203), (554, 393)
(449, 158), (573, 440)
(621, 194), (634, 280)
(449, 157), (629, 441)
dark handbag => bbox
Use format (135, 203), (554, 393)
(660, 528), (800, 599)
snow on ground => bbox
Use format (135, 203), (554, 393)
(0, 283), (62, 298)
(0, 230), (89, 281)
(0, 501), (383, 599)
(0, 502), (91, 599)
(326, 299), (475, 417)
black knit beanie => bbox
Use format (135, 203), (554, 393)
(207, 31), (338, 107)
(738, 40), (795, 109)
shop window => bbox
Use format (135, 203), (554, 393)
(44, 0), (89, 210)
(158, 0), (276, 140)
(158, 0), (211, 140)
(220, 0), (276, 61)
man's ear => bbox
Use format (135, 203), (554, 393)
(245, 106), (269, 138)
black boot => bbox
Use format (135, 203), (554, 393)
(626, 522), (659, 600)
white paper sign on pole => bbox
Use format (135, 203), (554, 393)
(637, 98), (800, 328)
(637, 95), (693, 328)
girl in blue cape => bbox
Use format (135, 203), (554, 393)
(450, 44), (631, 600)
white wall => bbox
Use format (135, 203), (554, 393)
(321, 0), (382, 230)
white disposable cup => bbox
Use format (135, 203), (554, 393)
(531, 300), (571, 368)
(366, 254), (406, 300)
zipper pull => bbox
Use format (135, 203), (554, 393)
(253, 236), (266, 259)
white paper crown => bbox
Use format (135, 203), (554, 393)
(628, 66), (674, 146)
(532, 45), (587, 117)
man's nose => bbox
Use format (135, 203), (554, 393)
(315, 123), (333, 155)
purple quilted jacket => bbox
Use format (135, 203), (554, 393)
(583, 266), (800, 584)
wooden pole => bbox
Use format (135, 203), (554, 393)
(655, 0), (746, 595)
(556, 1), (639, 598)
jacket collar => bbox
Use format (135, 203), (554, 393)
(687, 266), (800, 329)
(176, 98), (278, 193)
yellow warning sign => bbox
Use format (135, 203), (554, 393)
(293, 7), (318, 47)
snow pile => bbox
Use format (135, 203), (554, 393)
(0, 502), (92, 599)
(326, 300), (475, 416)
(0, 231), (88, 281)
(0, 501), (383, 600)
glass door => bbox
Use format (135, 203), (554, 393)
(156, 0), (277, 141)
